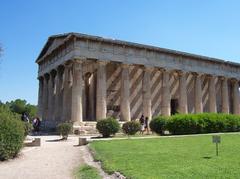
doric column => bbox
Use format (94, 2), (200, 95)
(71, 60), (83, 125)
(96, 60), (107, 120)
(42, 74), (49, 120)
(54, 67), (63, 121)
(120, 64), (131, 121)
(37, 77), (44, 119)
(209, 75), (217, 113)
(222, 77), (229, 113)
(195, 73), (203, 113)
(47, 72), (54, 120)
(142, 67), (152, 120)
(89, 73), (96, 120)
(62, 64), (72, 121)
(161, 70), (171, 116)
(179, 71), (188, 114)
(232, 79), (240, 114)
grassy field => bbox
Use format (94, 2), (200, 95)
(74, 164), (101, 179)
(90, 134), (240, 179)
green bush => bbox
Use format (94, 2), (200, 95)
(0, 105), (25, 160)
(149, 113), (240, 135)
(96, 117), (120, 137)
(122, 121), (141, 135)
(57, 122), (72, 139)
(167, 113), (240, 135)
(150, 116), (168, 135)
(167, 114), (200, 134)
(23, 122), (33, 136)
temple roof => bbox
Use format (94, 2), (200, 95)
(36, 32), (240, 68)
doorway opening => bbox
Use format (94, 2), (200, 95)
(171, 99), (178, 115)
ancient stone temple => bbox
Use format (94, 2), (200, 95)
(36, 33), (240, 127)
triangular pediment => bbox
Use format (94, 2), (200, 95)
(36, 34), (70, 63)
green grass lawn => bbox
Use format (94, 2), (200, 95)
(74, 164), (101, 179)
(90, 134), (240, 179)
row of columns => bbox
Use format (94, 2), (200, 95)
(38, 60), (240, 126)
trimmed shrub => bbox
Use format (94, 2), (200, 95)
(224, 114), (240, 132)
(149, 113), (240, 135)
(57, 122), (72, 139)
(167, 114), (201, 134)
(0, 105), (25, 160)
(122, 121), (141, 135)
(150, 116), (168, 135)
(96, 117), (120, 137)
(167, 113), (240, 135)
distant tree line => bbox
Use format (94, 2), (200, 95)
(0, 99), (37, 119)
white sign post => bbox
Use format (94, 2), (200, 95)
(212, 135), (221, 156)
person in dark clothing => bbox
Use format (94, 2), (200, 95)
(21, 112), (29, 123)
(144, 117), (149, 134)
(139, 115), (145, 134)
(33, 117), (41, 133)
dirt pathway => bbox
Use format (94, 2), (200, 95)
(0, 136), (84, 179)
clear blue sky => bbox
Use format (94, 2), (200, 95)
(0, 0), (239, 105)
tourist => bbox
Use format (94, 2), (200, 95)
(144, 117), (149, 134)
(139, 115), (145, 134)
(21, 112), (29, 123)
(33, 117), (41, 133)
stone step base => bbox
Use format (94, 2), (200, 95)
(74, 122), (98, 135)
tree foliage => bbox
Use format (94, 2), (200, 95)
(4, 99), (37, 119)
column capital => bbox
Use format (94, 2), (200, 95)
(143, 66), (153, 72)
(73, 58), (84, 64)
(65, 63), (73, 69)
(121, 63), (130, 69)
(37, 76), (44, 81)
(44, 73), (50, 80)
(192, 72), (204, 77)
(230, 78), (239, 83)
(72, 60), (83, 70)
(204, 74), (217, 79)
(97, 60), (108, 65)
(160, 68), (172, 74)
(74, 56), (87, 61)
(177, 70), (187, 76)
(219, 76), (229, 81)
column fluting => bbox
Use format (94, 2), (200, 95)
(161, 70), (171, 116)
(120, 64), (131, 121)
(96, 61), (107, 120)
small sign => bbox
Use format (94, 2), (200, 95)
(212, 135), (221, 143)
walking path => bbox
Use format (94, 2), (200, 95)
(0, 136), (83, 179)
(0, 135), (117, 179)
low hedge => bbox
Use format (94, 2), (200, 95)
(150, 113), (240, 135)
(122, 121), (141, 135)
(96, 117), (120, 137)
(149, 116), (168, 135)
(0, 105), (25, 160)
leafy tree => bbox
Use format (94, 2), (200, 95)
(25, 104), (37, 118)
(5, 99), (37, 119)
(7, 99), (27, 115)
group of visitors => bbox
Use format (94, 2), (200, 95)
(21, 112), (41, 133)
(139, 115), (149, 134)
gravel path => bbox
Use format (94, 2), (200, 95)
(0, 136), (84, 179)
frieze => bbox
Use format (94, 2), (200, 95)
(38, 38), (240, 79)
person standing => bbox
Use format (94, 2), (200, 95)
(144, 117), (149, 135)
(21, 112), (29, 123)
(33, 117), (41, 133)
(139, 115), (145, 134)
